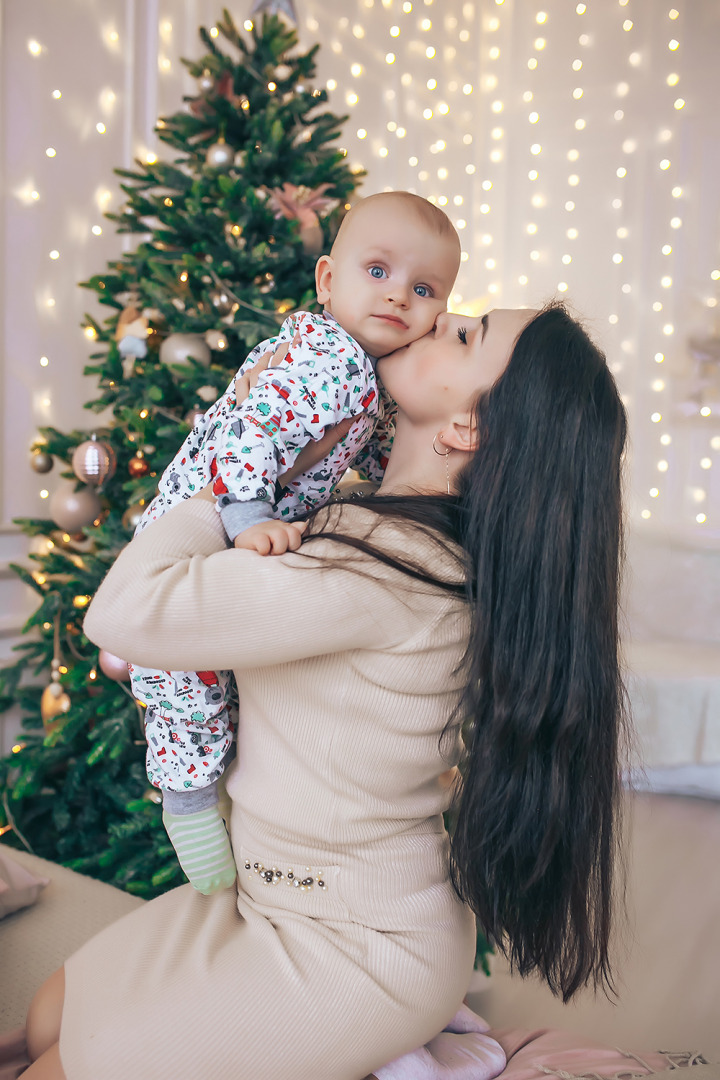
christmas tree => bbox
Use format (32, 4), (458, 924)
(0, 9), (362, 898)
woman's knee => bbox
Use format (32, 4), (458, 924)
(26, 967), (65, 1063)
(23, 1041), (67, 1079)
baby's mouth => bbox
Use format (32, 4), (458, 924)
(373, 314), (409, 329)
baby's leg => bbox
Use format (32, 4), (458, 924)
(132, 665), (238, 894)
(163, 779), (236, 895)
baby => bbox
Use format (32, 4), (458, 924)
(129, 191), (461, 893)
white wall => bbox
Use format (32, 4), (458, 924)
(2, 0), (719, 748)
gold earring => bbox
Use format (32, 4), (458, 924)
(432, 433), (452, 496)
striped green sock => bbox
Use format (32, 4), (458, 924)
(163, 806), (237, 895)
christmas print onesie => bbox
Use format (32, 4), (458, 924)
(130, 311), (393, 803)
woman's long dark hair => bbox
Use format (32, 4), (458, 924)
(307, 303), (628, 1002)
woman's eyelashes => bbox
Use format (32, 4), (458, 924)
(457, 326), (468, 344)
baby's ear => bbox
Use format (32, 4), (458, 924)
(315, 255), (334, 305)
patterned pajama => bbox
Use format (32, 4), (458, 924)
(130, 312), (394, 794)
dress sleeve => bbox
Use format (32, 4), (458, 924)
(84, 495), (439, 673)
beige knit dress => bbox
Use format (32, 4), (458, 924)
(63, 496), (477, 1080)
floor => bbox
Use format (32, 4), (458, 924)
(468, 792), (720, 1062)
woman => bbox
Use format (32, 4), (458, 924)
(23, 303), (627, 1080)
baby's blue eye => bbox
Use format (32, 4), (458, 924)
(414, 284), (432, 298)
(457, 327), (468, 344)
(369, 266), (386, 279)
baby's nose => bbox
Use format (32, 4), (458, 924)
(386, 281), (410, 306)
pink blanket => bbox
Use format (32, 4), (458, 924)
(0, 1021), (712, 1078)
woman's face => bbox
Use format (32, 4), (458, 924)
(377, 308), (535, 426)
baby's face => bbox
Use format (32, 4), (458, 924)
(315, 201), (459, 357)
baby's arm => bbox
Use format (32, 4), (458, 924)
(351, 383), (397, 483)
(233, 518), (307, 555)
(213, 314), (376, 539)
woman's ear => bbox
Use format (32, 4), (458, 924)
(315, 255), (334, 305)
(442, 416), (480, 454)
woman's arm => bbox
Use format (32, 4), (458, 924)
(83, 493), (438, 672)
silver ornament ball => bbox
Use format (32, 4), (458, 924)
(206, 140), (234, 169)
(198, 69), (215, 93)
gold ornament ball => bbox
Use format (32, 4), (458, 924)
(128, 454), (150, 478)
(72, 438), (116, 486)
(122, 502), (145, 531)
(49, 484), (102, 532)
(41, 683), (71, 733)
(98, 648), (131, 681)
(31, 451), (53, 474)
(209, 287), (234, 316)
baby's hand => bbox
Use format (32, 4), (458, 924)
(233, 520), (307, 556)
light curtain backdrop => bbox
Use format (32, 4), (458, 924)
(1, 0), (720, 750)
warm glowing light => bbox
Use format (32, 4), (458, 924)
(73, 595), (92, 609)
(670, 216), (682, 228)
(696, 514), (707, 524)
(623, 19), (633, 30)
(651, 412), (662, 423)
(661, 276), (672, 288)
(145, 152), (157, 164)
(617, 167), (627, 178)
(351, 63), (363, 77)
(662, 244), (673, 255)
(347, 93), (358, 105)
(657, 460), (669, 472)
(385, 53), (395, 63)
(666, 73), (679, 86)
(650, 488), (659, 498)
(674, 98), (685, 109)
(92, 225), (103, 235)
(668, 38), (679, 50)
(663, 324), (674, 335)
(701, 458), (712, 469)
(84, 327), (97, 340)
(530, 143), (541, 155)
(46, 147), (56, 158)
(701, 406), (712, 417)
(426, 46), (436, 58)
(660, 158), (671, 170)
(357, 128), (367, 139)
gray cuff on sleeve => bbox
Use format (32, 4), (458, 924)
(219, 498), (276, 541)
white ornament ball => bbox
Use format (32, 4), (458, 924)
(160, 333), (211, 367)
(49, 484), (102, 532)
